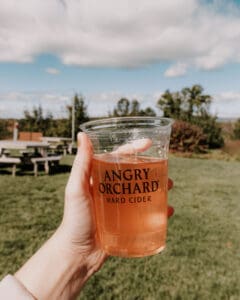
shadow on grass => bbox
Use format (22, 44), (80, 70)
(0, 164), (72, 177)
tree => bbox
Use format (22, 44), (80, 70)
(193, 113), (224, 148)
(112, 98), (130, 117)
(19, 106), (54, 136)
(157, 85), (224, 149)
(233, 118), (240, 139)
(181, 85), (211, 121)
(0, 119), (10, 139)
(157, 85), (211, 121)
(157, 90), (182, 119)
(129, 99), (140, 116)
(67, 94), (89, 139)
(111, 98), (156, 117)
(139, 107), (156, 117)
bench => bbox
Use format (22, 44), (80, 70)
(0, 156), (21, 177)
(31, 156), (62, 176)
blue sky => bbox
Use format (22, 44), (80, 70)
(0, 0), (240, 119)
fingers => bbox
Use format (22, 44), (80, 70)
(112, 138), (152, 155)
(65, 132), (93, 199)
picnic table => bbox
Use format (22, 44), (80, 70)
(0, 140), (62, 176)
(41, 137), (73, 155)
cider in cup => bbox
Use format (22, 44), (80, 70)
(80, 117), (172, 257)
(92, 154), (168, 257)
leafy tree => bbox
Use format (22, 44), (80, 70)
(111, 98), (156, 117)
(19, 106), (54, 136)
(0, 119), (11, 139)
(129, 99), (140, 116)
(157, 85), (211, 121)
(112, 98), (130, 117)
(44, 118), (69, 137)
(192, 113), (224, 148)
(181, 85), (211, 120)
(157, 85), (224, 148)
(139, 107), (156, 117)
(157, 90), (182, 119)
(67, 94), (89, 139)
(233, 118), (240, 139)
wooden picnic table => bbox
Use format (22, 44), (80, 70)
(41, 137), (73, 155)
(0, 140), (62, 176)
(0, 140), (50, 156)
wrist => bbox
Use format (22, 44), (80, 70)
(15, 230), (93, 300)
(53, 226), (106, 285)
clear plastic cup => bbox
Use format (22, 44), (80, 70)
(80, 117), (172, 257)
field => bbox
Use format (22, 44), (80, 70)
(0, 155), (240, 299)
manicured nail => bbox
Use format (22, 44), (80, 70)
(168, 178), (174, 190)
(168, 206), (174, 218)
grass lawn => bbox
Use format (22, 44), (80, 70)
(0, 155), (239, 299)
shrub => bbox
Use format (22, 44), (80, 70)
(191, 115), (224, 149)
(0, 119), (11, 139)
(233, 118), (240, 140)
(170, 121), (208, 153)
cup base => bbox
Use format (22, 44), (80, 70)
(99, 229), (167, 258)
(104, 244), (166, 258)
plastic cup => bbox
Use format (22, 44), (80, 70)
(80, 116), (172, 257)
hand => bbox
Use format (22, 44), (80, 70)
(14, 134), (174, 300)
(15, 133), (107, 300)
(60, 134), (173, 284)
(60, 132), (107, 268)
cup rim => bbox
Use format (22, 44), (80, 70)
(80, 116), (173, 132)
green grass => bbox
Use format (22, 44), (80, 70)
(0, 156), (240, 299)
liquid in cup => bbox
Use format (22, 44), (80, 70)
(80, 117), (172, 257)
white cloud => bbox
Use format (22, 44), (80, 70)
(0, 92), (70, 118)
(0, 0), (240, 74)
(212, 92), (240, 118)
(45, 68), (60, 75)
(164, 63), (188, 77)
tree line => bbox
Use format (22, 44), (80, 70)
(1, 85), (240, 146)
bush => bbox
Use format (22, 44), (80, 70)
(233, 118), (240, 140)
(170, 121), (208, 153)
(191, 116), (224, 149)
(0, 119), (11, 139)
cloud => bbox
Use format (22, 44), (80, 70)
(0, 0), (240, 74)
(45, 68), (60, 75)
(211, 92), (240, 118)
(0, 91), (70, 118)
(164, 63), (188, 77)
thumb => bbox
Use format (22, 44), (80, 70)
(65, 132), (93, 199)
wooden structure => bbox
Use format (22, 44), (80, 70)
(31, 156), (62, 177)
(41, 137), (72, 155)
(19, 132), (43, 142)
(0, 156), (21, 177)
(0, 140), (62, 176)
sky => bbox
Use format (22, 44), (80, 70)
(1, 0), (240, 119)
